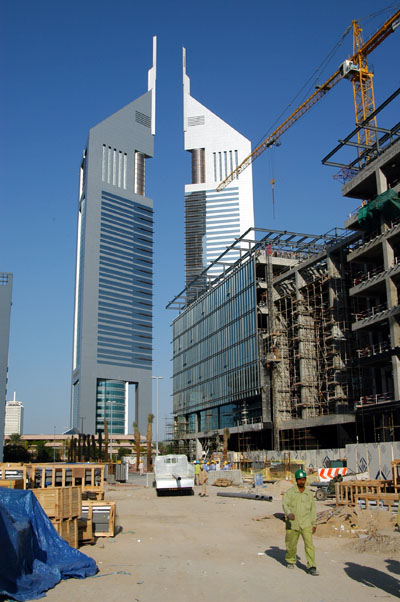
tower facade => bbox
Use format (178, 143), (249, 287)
(71, 39), (156, 435)
(4, 393), (24, 436)
(0, 273), (13, 460)
(183, 49), (254, 301)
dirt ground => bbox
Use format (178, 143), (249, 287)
(43, 481), (400, 602)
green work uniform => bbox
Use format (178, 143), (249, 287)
(282, 484), (317, 569)
(194, 463), (201, 486)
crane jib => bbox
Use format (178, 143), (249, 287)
(216, 8), (400, 192)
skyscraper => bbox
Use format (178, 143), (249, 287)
(71, 38), (156, 436)
(183, 48), (254, 300)
(4, 393), (24, 436)
(0, 273), (13, 460)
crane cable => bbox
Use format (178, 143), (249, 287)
(255, 25), (352, 149)
(254, 2), (400, 149)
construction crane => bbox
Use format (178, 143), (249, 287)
(217, 9), (400, 191)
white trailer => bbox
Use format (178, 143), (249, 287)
(154, 454), (194, 495)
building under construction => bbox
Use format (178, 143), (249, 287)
(167, 87), (400, 455)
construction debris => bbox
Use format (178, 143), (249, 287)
(315, 505), (396, 538)
(352, 530), (399, 554)
(212, 478), (232, 487)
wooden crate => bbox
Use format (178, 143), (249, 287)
(0, 479), (24, 489)
(357, 493), (399, 514)
(81, 500), (116, 537)
(336, 480), (392, 506)
(27, 464), (105, 499)
(52, 517), (79, 548)
(0, 464), (28, 487)
(33, 486), (82, 520)
(78, 516), (94, 545)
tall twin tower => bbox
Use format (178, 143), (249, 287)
(70, 39), (254, 435)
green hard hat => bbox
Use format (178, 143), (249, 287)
(295, 469), (307, 479)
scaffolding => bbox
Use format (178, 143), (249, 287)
(259, 248), (354, 450)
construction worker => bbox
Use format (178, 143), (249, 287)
(194, 460), (201, 486)
(199, 463), (208, 497)
(282, 469), (318, 576)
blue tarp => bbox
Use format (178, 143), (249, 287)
(0, 488), (97, 601)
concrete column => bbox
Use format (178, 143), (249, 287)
(382, 239), (395, 272)
(392, 356), (400, 401)
(376, 167), (387, 195)
(382, 238), (400, 399)
(327, 255), (346, 403)
(295, 272), (318, 418)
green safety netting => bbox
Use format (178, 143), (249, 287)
(358, 189), (400, 230)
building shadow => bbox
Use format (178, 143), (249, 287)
(264, 546), (307, 571)
(385, 559), (400, 576)
(344, 562), (400, 598)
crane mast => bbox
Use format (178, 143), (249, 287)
(217, 9), (400, 191)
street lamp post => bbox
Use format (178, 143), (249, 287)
(108, 401), (117, 461)
(152, 376), (163, 457)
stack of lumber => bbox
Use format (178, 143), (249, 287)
(33, 486), (82, 548)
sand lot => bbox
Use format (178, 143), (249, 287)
(43, 482), (400, 602)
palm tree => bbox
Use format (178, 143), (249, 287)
(8, 433), (23, 446)
(146, 413), (154, 471)
(223, 428), (230, 462)
(133, 422), (141, 472)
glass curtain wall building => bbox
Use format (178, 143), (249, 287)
(183, 48), (254, 302)
(71, 39), (156, 436)
(170, 227), (357, 452)
(172, 256), (262, 437)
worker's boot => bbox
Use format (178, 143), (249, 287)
(307, 567), (319, 576)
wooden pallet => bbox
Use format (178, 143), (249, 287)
(33, 486), (82, 520)
(357, 493), (399, 514)
(336, 480), (392, 506)
(52, 517), (79, 548)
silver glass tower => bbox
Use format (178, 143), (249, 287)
(71, 38), (156, 435)
(0, 273), (13, 461)
(183, 48), (254, 302)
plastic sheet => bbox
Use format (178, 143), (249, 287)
(0, 488), (97, 601)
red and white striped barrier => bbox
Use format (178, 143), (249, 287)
(318, 467), (347, 482)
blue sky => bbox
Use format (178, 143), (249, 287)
(1, 0), (399, 436)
